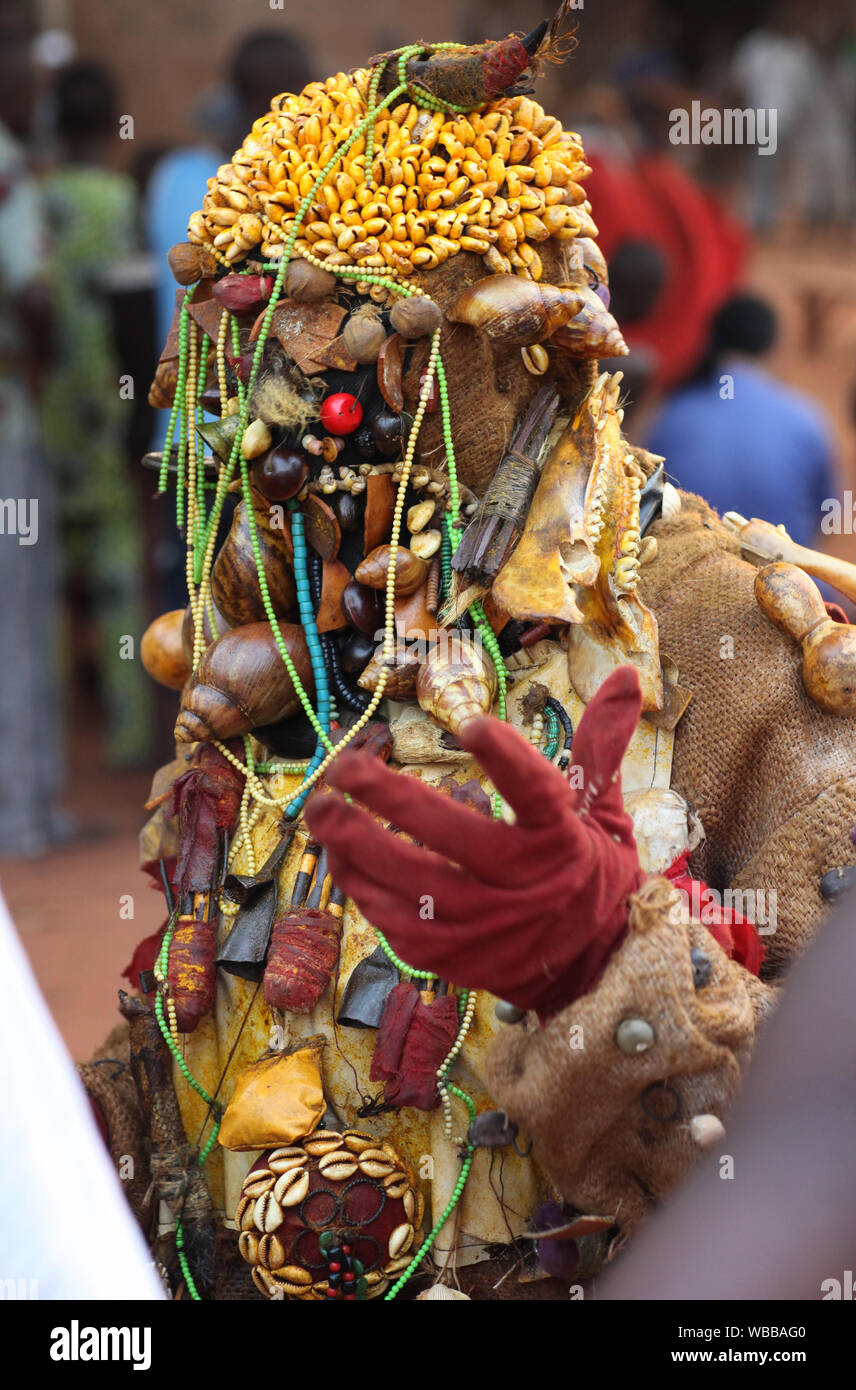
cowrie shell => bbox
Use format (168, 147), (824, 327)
(273, 1167), (305, 1203)
(360, 1158), (395, 1179)
(402, 1189), (417, 1222)
(254, 1189), (283, 1234)
(304, 1131), (344, 1156)
(259, 1233), (285, 1269)
(279, 1264), (312, 1287)
(238, 1231), (259, 1264)
(388, 1222), (414, 1259)
(318, 1157), (359, 1182)
(268, 1148), (308, 1174)
(281, 1169), (310, 1207)
(383, 1176), (409, 1200)
(243, 1168), (275, 1198)
(342, 1131), (375, 1153)
(252, 1266), (277, 1297)
(235, 1195), (256, 1231)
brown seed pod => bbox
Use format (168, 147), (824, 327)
(448, 275), (583, 346)
(416, 632), (498, 735)
(303, 494), (341, 562)
(377, 333), (406, 411)
(284, 259), (337, 301)
(388, 296), (443, 340)
(174, 619), (315, 743)
(211, 500), (296, 629)
(363, 472), (396, 554)
(342, 307), (387, 364)
(551, 284), (628, 358)
(355, 545), (428, 597)
(167, 241), (218, 285)
(141, 609), (190, 690)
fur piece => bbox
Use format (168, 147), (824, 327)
(251, 370), (321, 432)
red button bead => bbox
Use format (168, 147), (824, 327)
(329, 1262), (341, 1273)
(320, 393), (363, 435)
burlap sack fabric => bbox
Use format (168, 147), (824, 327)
(403, 245), (598, 494)
(640, 493), (856, 975)
(77, 1024), (152, 1236)
(487, 878), (774, 1238)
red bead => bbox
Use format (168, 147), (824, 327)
(320, 392), (363, 436)
(329, 1262), (341, 1273)
(344, 1294), (356, 1300)
(343, 1272), (354, 1283)
(342, 1245), (351, 1255)
(325, 1287), (338, 1298)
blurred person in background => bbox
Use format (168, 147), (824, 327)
(146, 28), (315, 370)
(144, 29), (316, 621)
(646, 292), (837, 547)
(731, 1), (856, 233)
(0, 12), (66, 855)
(568, 74), (748, 395)
(40, 61), (150, 766)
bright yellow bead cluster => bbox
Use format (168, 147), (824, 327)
(187, 69), (596, 281)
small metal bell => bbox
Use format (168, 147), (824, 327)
(690, 947), (713, 989)
(615, 1018), (655, 1054)
(336, 945), (399, 1029)
(494, 999), (526, 1024)
(467, 1110), (519, 1149)
(216, 835), (293, 981)
(820, 865), (856, 902)
(196, 414), (242, 462)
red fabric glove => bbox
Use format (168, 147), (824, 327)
(304, 666), (645, 1020)
(664, 852), (765, 977)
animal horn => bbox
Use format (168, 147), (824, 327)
(373, 32), (541, 108)
(522, 21), (549, 56)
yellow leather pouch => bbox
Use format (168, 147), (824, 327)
(219, 1035), (326, 1151)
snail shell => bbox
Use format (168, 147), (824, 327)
(448, 275), (583, 347)
(141, 610), (190, 690)
(175, 620), (315, 742)
(551, 284), (628, 358)
(355, 545), (427, 597)
(416, 633), (497, 735)
(212, 500), (297, 628)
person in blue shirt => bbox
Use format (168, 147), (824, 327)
(645, 294), (837, 547)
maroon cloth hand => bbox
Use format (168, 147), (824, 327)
(305, 666), (645, 1020)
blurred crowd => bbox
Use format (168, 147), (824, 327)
(1, 0), (855, 854)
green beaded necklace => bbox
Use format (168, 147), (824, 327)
(152, 42), (518, 1301)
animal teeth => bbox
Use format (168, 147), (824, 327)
(243, 1169), (275, 1198)
(259, 1234), (285, 1269)
(280, 1170), (310, 1207)
(388, 1222), (415, 1259)
(254, 1190), (284, 1234)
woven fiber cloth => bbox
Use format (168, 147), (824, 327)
(641, 494), (856, 975)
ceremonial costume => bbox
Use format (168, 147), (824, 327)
(85, 14), (856, 1300)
